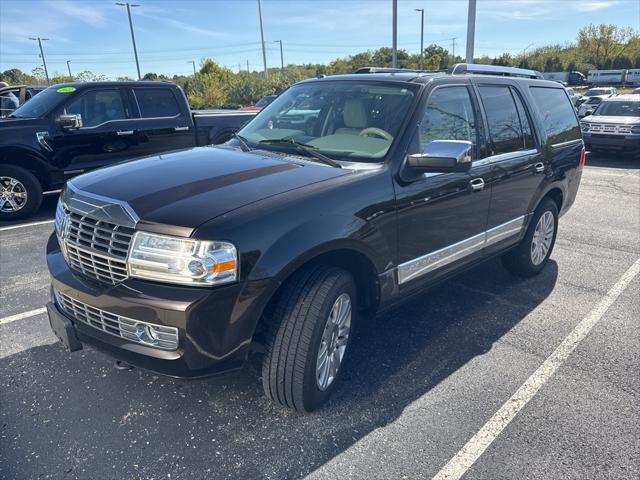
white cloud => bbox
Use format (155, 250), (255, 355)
(574, 1), (619, 12)
(137, 12), (229, 39)
(45, 0), (108, 27)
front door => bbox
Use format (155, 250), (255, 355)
(50, 87), (140, 175)
(395, 83), (492, 289)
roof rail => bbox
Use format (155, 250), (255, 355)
(354, 67), (440, 75)
(449, 63), (543, 79)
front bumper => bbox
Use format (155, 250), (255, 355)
(583, 133), (640, 150)
(46, 234), (278, 377)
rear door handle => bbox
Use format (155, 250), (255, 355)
(534, 162), (545, 173)
(469, 178), (485, 192)
(116, 130), (134, 136)
(174, 126), (190, 132)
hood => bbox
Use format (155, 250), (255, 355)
(583, 115), (640, 125)
(69, 146), (349, 234)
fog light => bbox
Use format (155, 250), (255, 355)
(134, 323), (160, 345)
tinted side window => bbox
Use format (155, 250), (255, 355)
(530, 87), (581, 145)
(478, 85), (525, 155)
(511, 88), (534, 149)
(65, 89), (127, 127)
(419, 86), (477, 156)
(133, 88), (180, 118)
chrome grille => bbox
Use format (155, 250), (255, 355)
(54, 289), (179, 350)
(62, 208), (135, 285)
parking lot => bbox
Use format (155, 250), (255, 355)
(0, 151), (638, 479)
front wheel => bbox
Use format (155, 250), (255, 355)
(262, 265), (356, 412)
(0, 166), (43, 221)
(502, 198), (558, 277)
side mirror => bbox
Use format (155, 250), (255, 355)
(57, 114), (82, 130)
(407, 140), (473, 173)
(584, 110), (594, 117)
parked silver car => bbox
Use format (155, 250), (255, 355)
(578, 87), (617, 117)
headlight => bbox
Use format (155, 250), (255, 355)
(581, 122), (590, 132)
(55, 196), (69, 261)
(127, 232), (237, 286)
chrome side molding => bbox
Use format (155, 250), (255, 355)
(398, 215), (525, 285)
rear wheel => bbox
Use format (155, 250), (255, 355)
(262, 265), (356, 412)
(0, 165), (42, 221)
(502, 198), (558, 277)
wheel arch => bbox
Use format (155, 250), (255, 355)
(0, 146), (51, 189)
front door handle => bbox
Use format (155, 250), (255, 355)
(469, 178), (485, 192)
(116, 130), (134, 136)
(534, 162), (545, 174)
(174, 126), (190, 132)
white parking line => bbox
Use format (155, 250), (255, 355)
(0, 307), (47, 326)
(433, 257), (640, 480)
(0, 220), (54, 232)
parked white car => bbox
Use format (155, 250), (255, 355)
(578, 87), (617, 117)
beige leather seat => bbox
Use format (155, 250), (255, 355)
(335, 99), (367, 135)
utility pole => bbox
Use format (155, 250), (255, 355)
(257, 0), (268, 78)
(116, 3), (142, 80)
(392, 0), (398, 68)
(29, 37), (50, 85)
(465, 0), (476, 64)
(451, 38), (457, 67)
(246, 59), (250, 73)
(273, 40), (284, 73)
(415, 9), (424, 70)
(188, 60), (196, 75)
(66, 60), (72, 78)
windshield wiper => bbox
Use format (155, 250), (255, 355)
(258, 138), (342, 168)
(232, 133), (252, 152)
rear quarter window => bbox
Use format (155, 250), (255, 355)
(530, 87), (581, 145)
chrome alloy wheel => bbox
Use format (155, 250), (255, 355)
(316, 293), (352, 391)
(0, 176), (28, 213)
(531, 211), (555, 266)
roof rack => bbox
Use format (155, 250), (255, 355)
(353, 67), (440, 74)
(448, 63), (543, 79)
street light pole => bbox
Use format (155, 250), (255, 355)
(257, 0), (268, 79)
(273, 40), (284, 73)
(392, 0), (398, 68)
(29, 37), (50, 85)
(415, 8), (424, 70)
(188, 60), (196, 75)
(116, 3), (142, 80)
(465, 0), (476, 64)
(66, 60), (72, 78)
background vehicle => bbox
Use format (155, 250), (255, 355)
(578, 87), (617, 117)
(0, 84), (45, 117)
(581, 95), (640, 153)
(542, 71), (586, 85)
(46, 64), (584, 413)
(0, 81), (256, 220)
(588, 70), (625, 85)
(633, 87), (640, 95)
(239, 94), (277, 111)
(565, 87), (581, 107)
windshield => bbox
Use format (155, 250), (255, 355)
(585, 89), (611, 97)
(9, 86), (72, 118)
(595, 101), (640, 117)
(237, 81), (418, 162)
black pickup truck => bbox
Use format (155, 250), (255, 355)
(0, 81), (256, 220)
(47, 64), (584, 412)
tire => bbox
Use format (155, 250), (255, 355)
(502, 198), (558, 277)
(0, 165), (43, 221)
(262, 265), (356, 412)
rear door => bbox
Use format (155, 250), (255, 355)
(474, 82), (545, 249)
(129, 86), (194, 156)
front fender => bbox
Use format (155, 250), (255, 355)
(248, 213), (389, 283)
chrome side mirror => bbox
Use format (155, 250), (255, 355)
(407, 140), (473, 173)
(57, 114), (83, 130)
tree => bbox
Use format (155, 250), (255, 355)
(577, 24), (639, 69)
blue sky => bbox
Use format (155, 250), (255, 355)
(1, 0), (638, 79)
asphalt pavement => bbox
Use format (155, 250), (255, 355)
(0, 152), (638, 480)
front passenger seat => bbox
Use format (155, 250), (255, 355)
(335, 99), (368, 135)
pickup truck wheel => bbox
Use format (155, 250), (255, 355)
(262, 265), (356, 412)
(502, 198), (558, 277)
(0, 166), (42, 221)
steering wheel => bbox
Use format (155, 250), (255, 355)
(359, 127), (394, 142)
